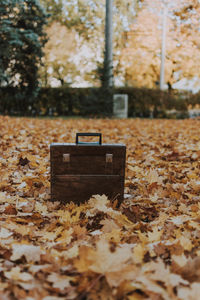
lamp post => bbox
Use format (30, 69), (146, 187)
(160, 4), (168, 90)
(105, 0), (113, 87)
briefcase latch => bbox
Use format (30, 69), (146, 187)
(106, 154), (113, 174)
(63, 153), (70, 162)
(106, 153), (113, 163)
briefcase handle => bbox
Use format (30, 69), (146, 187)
(76, 133), (102, 145)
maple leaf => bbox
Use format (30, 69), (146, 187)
(52, 244), (79, 259)
(5, 222), (31, 236)
(0, 228), (13, 239)
(178, 283), (200, 300)
(35, 202), (48, 216)
(132, 244), (146, 264)
(89, 238), (133, 274)
(47, 273), (71, 291)
(16, 198), (35, 213)
(106, 264), (139, 287)
(4, 204), (17, 215)
(29, 264), (52, 274)
(175, 256), (200, 282)
(133, 275), (172, 300)
(72, 225), (87, 240)
(146, 169), (163, 185)
(147, 227), (163, 243)
(179, 235), (193, 251)
(56, 228), (73, 244)
(4, 266), (33, 281)
(0, 192), (9, 204)
(146, 260), (189, 287)
(171, 254), (188, 268)
(46, 200), (60, 211)
(100, 218), (120, 233)
(88, 194), (112, 213)
(11, 243), (44, 262)
(75, 237), (135, 287)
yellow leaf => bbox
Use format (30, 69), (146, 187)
(11, 243), (43, 262)
(148, 228), (163, 243)
(133, 244), (145, 264)
(179, 236), (193, 251)
(4, 266), (33, 281)
(89, 238), (132, 274)
(47, 273), (71, 291)
(146, 169), (163, 185)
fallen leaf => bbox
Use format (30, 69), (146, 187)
(11, 243), (43, 262)
(4, 266), (33, 281)
(47, 273), (71, 291)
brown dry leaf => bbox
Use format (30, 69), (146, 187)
(146, 260), (189, 287)
(171, 254), (188, 268)
(4, 204), (17, 215)
(0, 227), (13, 239)
(88, 194), (111, 213)
(132, 244), (146, 264)
(4, 266), (33, 281)
(147, 227), (163, 243)
(74, 245), (94, 273)
(47, 273), (71, 291)
(11, 243), (44, 262)
(16, 198), (35, 213)
(179, 236), (193, 252)
(175, 256), (200, 282)
(0, 192), (10, 204)
(5, 222), (31, 236)
(146, 169), (163, 185)
(100, 218), (120, 233)
(106, 264), (139, 287)
(133, 275), (171, 300)
(56, 228), (73, 244)
(86, 239), (135, 286)
(29, 264), (52, 274)
(58, 244), (79, 259)
(178, 283), (200, 300)
(73, 224), (87, 238)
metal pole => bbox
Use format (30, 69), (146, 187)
(160, 4), (167, 90)
(105, 0), (113, 87)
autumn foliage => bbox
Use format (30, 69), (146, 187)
(122, 0), (200, 88)
(0, 116), (200, 299)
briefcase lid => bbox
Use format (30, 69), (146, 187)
(50, 132), (126, 147)
(50, 133), (126, 176)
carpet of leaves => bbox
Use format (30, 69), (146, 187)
(0, 116), (200, 300)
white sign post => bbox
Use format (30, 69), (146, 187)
(113, 94), (128, 118)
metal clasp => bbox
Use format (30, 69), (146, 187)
(106, 153), (113, 174)
(106, 153), (113, 163)
(63, 153), (70, 162)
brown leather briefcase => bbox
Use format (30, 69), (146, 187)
(50, 133), (126, 205)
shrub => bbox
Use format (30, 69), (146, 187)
(0, 86), (193, 118)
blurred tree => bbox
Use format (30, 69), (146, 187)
(121, 8), (161, 88)
(39, 22), (79, 87)
(39, 0), (63, 24)
(0, 0), (48, 100)
(121, 0), (200, 88)
(39, 0), (142, 86)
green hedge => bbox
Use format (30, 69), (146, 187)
(0, 86), (197, 118)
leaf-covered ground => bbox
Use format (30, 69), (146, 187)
(0, 116), (200, 300)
